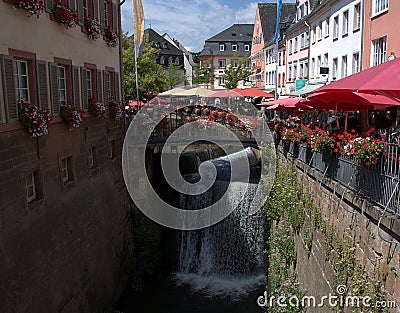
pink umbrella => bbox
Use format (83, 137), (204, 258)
(234, 87), (274, 98)
(258, 97), (304, 107)
(148, 97), (167, 104)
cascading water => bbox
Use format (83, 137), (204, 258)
(174, 148), (266, 300)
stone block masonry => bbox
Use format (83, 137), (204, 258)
(0, 118), (135, 313)
(277, 150), (400, 312)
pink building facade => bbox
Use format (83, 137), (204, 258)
(363, 0), (400, 69)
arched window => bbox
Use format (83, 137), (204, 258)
(160, 56), (165, 64)
(175, 57), (180, 65)
(168, 57), (173, 63)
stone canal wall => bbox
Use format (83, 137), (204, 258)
(275, 149), (400, 312)
(0, 118), (135, 313)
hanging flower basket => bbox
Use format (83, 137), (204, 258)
(104, 26), (119, 47)
(88, 97), (107, 118)
(108, 99), (123, 121)
(84, 17), (101, 40)
(7, 0), (44, 17)
(19, 101), (52, 138)
(52, 1), (78, 29)
(60, 104), (86, 129)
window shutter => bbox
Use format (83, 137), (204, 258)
(69, 0), (76, 12)
(102, 70), (107, 101)
(72, 66), (81, 107)
(99, 0), (105, 26)
(112, 2), (118, 31)
(48, 62), (60, 116)
(36, 60), (49, 110)
(115, 72), (120, 102)
(93, 0), (99, 21)
(81, 67), (88, 110)
(1, 55), (18, 122)
(77, 0), (84, 25)
(96, 69), (103, 103)
(45, 0), (53, 13)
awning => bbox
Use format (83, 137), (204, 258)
(287, 83), (324, 96)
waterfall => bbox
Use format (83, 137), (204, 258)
(174, 148), (266, 300)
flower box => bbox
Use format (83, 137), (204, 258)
(52, 1), (78, 28)
(104, 26), (119, 47)
(7, 0), (44, 17)
(19, 101), (52, 138)
(84, 17), (101, 40)
(88, 97), (107, 118)
(108, 99), (123, 120)
(60, 104), (86, 129)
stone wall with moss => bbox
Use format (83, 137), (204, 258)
(265, 154), (399, 313)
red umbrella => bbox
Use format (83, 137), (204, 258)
(265, 104), (305, 114)
(234, 87), (274, 98)
(258, 97), (308, 108)
(305, 91), (398, 111)
(311, 58), (400, 100)
(205, 89), (244, 98)
(148, 97), (167, 104)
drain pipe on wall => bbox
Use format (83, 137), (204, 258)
(304, 20), (311, 84)
(119, 0), (126, 132)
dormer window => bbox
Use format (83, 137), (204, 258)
(175, 58), (180, 65)
(219, 44), (225, 52)
(232, 44), (238, 51)
(162, 42), (168, 49)
(244, 44), (250, 51)
(160, 56), (165, 64)
(155, 42), (160, 48)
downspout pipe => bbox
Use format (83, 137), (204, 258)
(119, 0), (126, 132)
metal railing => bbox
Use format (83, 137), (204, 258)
(280, 140), (400, 217)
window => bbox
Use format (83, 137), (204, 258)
(333, 16), (339, 40)
(332, 58), (338, 79)
(289, 39), (293, 54)
(288, 65), (292, 81)
(109, 140), (115, 159)
(325, 18), (329, 37)
(219, 44), (225, 52)
(318, 21), (322, 40)
(105, 71), (111, 100)
(88, 146), (96, 169)
(353, 3), (361, 31)
(104, 0), (109, 27)
(312, 26), (316, 43)
(57, 66), (67, 106)
(86, 70), (92, 98)
(341, 55), (348, 77)
(373, 0), (388, 15)
(342, 10), (349, 36)
(372, 36), (387, 66)
(60, 157), (73, 184)
(317, 56), (321, 76)
(232, 59), (239, 68)
(14, 60), (30, 103)
(352, 52), (360, 73)
(245, 60), (250, 68)
(311, 58), (315, 78)
(83, 0), (88, 18)
(305, 31), (309, 47)
(232, 44), (238, 51)
(244, 44), (250, 51)
(324, 53), (329, 67)
(168, 56), (173, 63)
(175, 57), (180, 65)
(293, 64), (297, 79)
(26, 172), (36, 203)
(218, 76), (225, 85)
(300, 33), (305, 49)
(160, 56), (165, 65)
(294, 37), (298, 52)
(218, 59), (226, 68)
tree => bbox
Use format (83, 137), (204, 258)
(122, 33), (167, 100)
(193, 66), (216, 89)
(165, 63), (187, 89)
(223, 57), (253, 89)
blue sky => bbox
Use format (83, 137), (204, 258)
(121, 0), (296, 53)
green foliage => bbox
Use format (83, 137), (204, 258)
(223, 57), (253, 89)
(165, 63), (187, 90)
(122, 33), (167, 99)
(193, 65), (216, 88)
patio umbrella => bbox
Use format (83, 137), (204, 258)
(234, 87), (274, 98)
(258, 97), (307, 107)
(177, 87), (215, 96)
(265, 104), (305, 114)
(159, 87), (186, 96)
(305, 91), (398, 111)
(205, 89), (244, 98)
(310, 58), (400, 100)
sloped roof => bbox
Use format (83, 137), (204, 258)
(258, 3), (297, 46)
(141, 28), (183, 56)
(205, 24), (254, 42)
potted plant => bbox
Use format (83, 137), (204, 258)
(84, 17), (101, 40)
(52, 1), (78, 29)
(60, 104), (86, 129)
(88, 97), (107, 118)
(108, 99), (123, 121)
(19, 101), (52, 138)
(104, 26), (119, 47)
(7, 0), (44, 17)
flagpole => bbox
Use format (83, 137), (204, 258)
(133, 0), (144, 110)
(134, 41), (140, 110)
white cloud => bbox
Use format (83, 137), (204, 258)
(121, 0), (259, 52)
